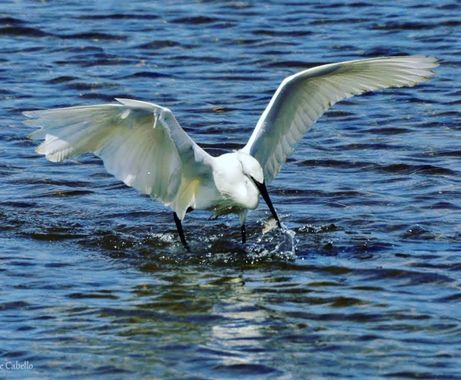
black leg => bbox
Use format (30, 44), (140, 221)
(241, 224), (246, 243)
(173, 212), (189, 250)
(253, 180), (281, 228)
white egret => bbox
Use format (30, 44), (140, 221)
(24, 56), (438, 248)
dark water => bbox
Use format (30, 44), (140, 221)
(1, 0), (461, 378)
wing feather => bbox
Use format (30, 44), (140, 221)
(24, 99), (213, 218)
(243, 56), (438, 182)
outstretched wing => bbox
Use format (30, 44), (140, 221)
(24, 98), (213, 218)
(242, 56), (438, 183)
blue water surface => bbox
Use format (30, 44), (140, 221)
(1, 0), (461, 378)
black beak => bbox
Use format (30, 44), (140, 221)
(252, 179), (281, 228)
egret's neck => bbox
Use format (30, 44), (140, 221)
(212, 152), (260, 212)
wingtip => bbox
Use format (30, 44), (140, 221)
(115, 97), (170, 112)
(418, 55), (439, 78)
(372, 55), (439, 69)
(23, 119), (39, 127)
(387, 55), (439, 80)
(22, 110), (37, 118)
(406, 55), (440, 70)
(416, 55), (440, 68)
(428, 55), (439, 65)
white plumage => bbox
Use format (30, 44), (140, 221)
(24, 56), (438, 247)
(243, 56), (438, 182)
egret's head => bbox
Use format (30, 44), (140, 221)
(237, 151), (264, 184)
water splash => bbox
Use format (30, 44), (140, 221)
(245, 218), (297, 262)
